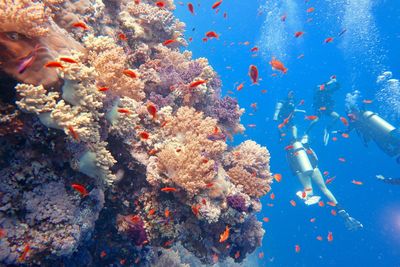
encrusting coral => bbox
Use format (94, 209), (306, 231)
(0, 0), (273, 265)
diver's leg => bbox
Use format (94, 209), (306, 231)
(305, 117), (319, 135)
(327, 111), (340, 131)
(311, 167), (338, 204)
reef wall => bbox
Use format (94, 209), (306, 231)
(0, 0), (273, 265)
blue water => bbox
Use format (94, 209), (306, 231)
(175, 1), (400, 266)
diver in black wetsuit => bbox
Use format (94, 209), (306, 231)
(376, 175), (400, 185)
(339, 104), (400, 162)
(305, 76), (341, 145)
(285, 134), (363, 231)
(273, 91), (305, 141)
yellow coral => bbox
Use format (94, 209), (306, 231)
(0, 0), (51, 37)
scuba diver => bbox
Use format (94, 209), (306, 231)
(273, 91), (305, 141)
(376, 174), (400, 185)
(305, 76), (341, 145)
(339, 92), (400, 162)
(286, 134), (363, 231)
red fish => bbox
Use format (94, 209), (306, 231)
(163, 240), (174, 247)
(295, 31), (304, 38)
(149, 209), (156, 215)
(316, 236), (323, 241)
(298, 99), (305, 106)
(270, 192), (275, 200)
(251, 46), (259, 52)
(72, 21), (88, 30)
(161, 187), (177, 192)
(234, 251), (240, 259)
(164, 208), (170, 218)
(274, 173), (282, 182)
(123, 69), (137, 78)
(310, 218), (316, 223)
(44, 61), (64, 68)
(318, 201), (325, 207)
(139, 131), (150, 140)
(188, 3), (194, 14)
(269, 57), (288, 74)
(71, 183), (89, 197)
(284, 145), (294, 150)
(219, 226), (230, 242)
(189, 80), (207, 88)
(281, 14), (287, 22)
(67, 125), (79, 141)
(163, 39), (176, 46)
(363, 99), (373, 104)
(324, 37), (334, 43)
(191, 204), (200, 216)
(338, 157), (346, 162)
(295, 244), (301, 253)
(206, 31), (219, 39)
(100, 250), (107, 258)
(118, 33), (128, 41)
(59, 57), (78, 64)
(352, 180), (363, 185)
(290, 200), (297, 207)
(342, 133), (349, 138)
(332, 137), (338, 142)
(340, 117), (349, 126)
(134, 0), (140, 4)
(327, 201), (337, 207)
(98, 87), (109, 92)
(305, 115), (318, 120)
(18, 244), (30, 262)
(327, 231), (333, 242)
(223, 12), (227, 18)
(258, 252), (264, 259)
(306, 7), (315, 13)
(155, 1), (165, 8)
(262, 217), (270, 223)
(147, 103), (157, 119)
(248, 65), (259, 84)
(236, 83), (244, 91)
(331, 209), (337, 216)
(212, 0), (222, 9)
(323, 171), (329, 176)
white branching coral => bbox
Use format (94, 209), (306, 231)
(15, 84), (59, 114)
(0, 0), (51, 37)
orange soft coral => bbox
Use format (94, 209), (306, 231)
(149, 106), (227, 197)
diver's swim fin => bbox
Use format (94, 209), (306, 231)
(338, 210), (363, 231)
(296, 191), (320, 205)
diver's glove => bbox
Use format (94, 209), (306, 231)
(338, 209), (363, 231)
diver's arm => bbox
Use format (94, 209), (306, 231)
(294, 109), (306, 113)
(376, 175), (400, 185)
(273, 101), (283, 121)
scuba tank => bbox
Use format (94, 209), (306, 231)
(362, 111), (395, 135)
(291, 141), (314, 175)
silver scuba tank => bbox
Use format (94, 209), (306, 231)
(362, 111), (395, 136)
(292, 141), (314, 175)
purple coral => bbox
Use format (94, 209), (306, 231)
(117, 215), (148, 246)
(227, 194), (247, 212)
(207, 96), (241, 128)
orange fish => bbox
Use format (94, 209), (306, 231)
(202, 37), (208, 42)
(310, 218), (316, 223)
(0, 228), (6, 239)
(331, 209), (337, 216)
(323, 171), (329, 176)
(67, 125), (79, 141)
(71, 183), (89, 197)
(206, 31), (219, 39)
(267, 203), (274, 207)
(325, 177), (335, 185)
(161, 187), (177, 192)
(340, 117), (349, 126)
(165, 208), (170, 218)
(149, 209), (156, 215)
(212, 253), (219, 263)
(134, 0), (140, 3)
(274, 173), (282, 182)
(261, 89), (267, 94)
(72, 21), (88, 30)
(236, 83), (244, 91)
(139, 131), (150, 140)
(258, 252), (264, 259)
(59, 57), (78, 64)
(123, 69), (137, 78)
(319, 84), (326, 91)
(205, 182), (214, 188)
(324, 37), (334, 43)
(212, 0), (222, 9)
(248, 65), (259, 84)
(295, 31), (304, 38)
(318, 201), (325, 207)
(306, 7), (315, 13)
(202, 198), (207, 205)
(269, 57), (288, 74)
(117, 108), (131, 114)
(332, 137), (338, 142)
(301, 191), (307, 199)
(188, 3), (194, 14)
(295, 244), (301, 253)
(327, 201), (337, 207)
(316, 236), (323, 241)
(44, 61), (64, 68)
(305, 115), (318, 121)
(191, 204), (200, 216)
(284, 145), (294, 150)
(163, 240), (174, 247)
(234, 251), (240, 259)
(163, 39), (176, 46)
(147, 103), (157, 119)
(270, 192), (275, 200)
(262, 217), (270, 223)
(155, 1), (165, 8)
(100, 250), (107, 258)
(319, 106), (327, 111)
(338, 157), (346, 162)
(290, 200), (297, 207)
(18, 244), (30, 262)
(118, 33), (128, 41)
(219, 226), (230, 242)
(327, 231), (333, 242)
(189, 80), (207, 88)
(352, 180), (363, 185)
(342, 133), (349, 138)
(363, 99), (373, 104)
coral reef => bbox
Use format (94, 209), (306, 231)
(0, 0), (273, 265)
